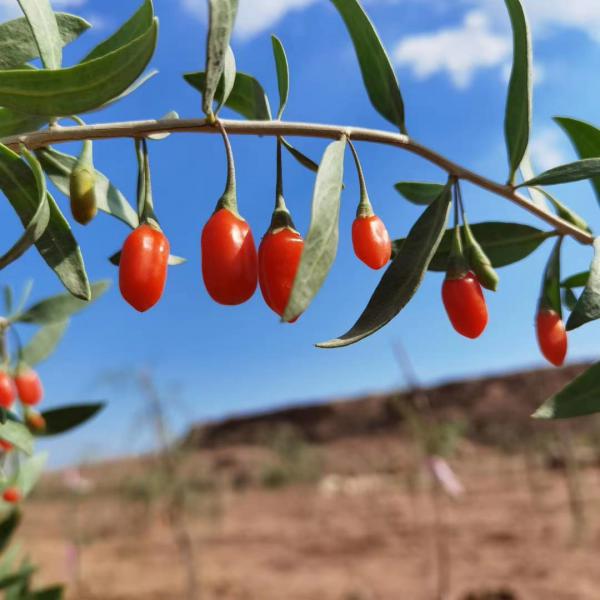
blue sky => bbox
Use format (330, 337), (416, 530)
(2, 0), (600, 466)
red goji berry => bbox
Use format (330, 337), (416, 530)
(442, 271), (488, 339)
(119, 224), (170, 312)
(2, 487), (20, 504)
(201, 208), (257, 305)
(259, 228), (304, 319)
(352, 215), (392, 270)
(0, 440), (13, 453)
(14, 367), (43, 406)
(0, 370), (15, 410)
(536, 309), (567, 367)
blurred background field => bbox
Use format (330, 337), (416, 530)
(19, 363), (600, 600)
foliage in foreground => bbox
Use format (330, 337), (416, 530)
(1, 0), (600, 417)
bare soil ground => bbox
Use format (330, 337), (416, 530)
(17, 433), (600, 600)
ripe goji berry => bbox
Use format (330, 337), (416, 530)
(0, 370), (15, 410)
(119, 224), (170, 312)
(0, 440), (13, 453)
(14, 367), (43, 406)
(259, 228), (304, 319)
(201, 208), (257, 305)
(442, 271), (488, 339)
(2, 487), (20, 504)
(536, 309), (567, 367)
(352, 215), (391, 270)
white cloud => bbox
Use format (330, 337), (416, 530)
(470, 0), (600, 43)
(528, 128), (569, 172)
(393, 11), (510, 89)
(181, 0), (318, 40)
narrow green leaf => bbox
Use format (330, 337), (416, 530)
(14, 453), (47, 497)
(0, 13), (89, 70)
(20, 321), (68, 366)
(318, 181), (452, 348)
(271, 35), (289, 119)
(36, 147), (139, 229)
(330, 0), (406, 133)
(38, 403), (104, 437)
(15, 280), (109, 324)
(539, 237), (562, 315)
(85, 69), (159, 115)
(520, 153), (549, 210)
(566, 238), (600, 330)
(554, 116), (600, 205)
(530, 187), (591, 233)
(504, 0), (532, 183)
(394, 181), (445, 205)
(561, 271), (589, 288)
(83, 0), (153, 62)
(0, 511), (20, 555)
(0, 565), (34, 591)
(146, 110), (179, 140)
(17, 0), (62, 70)
(281, 138), (319, 173)
(0, 109), (46, 138)
(0, 19), (158, 116)
(203, 0), (238, 116)
(393, 222), (554, 271)
(3, 287), (13, 315)
(519, 158), (600, 188)
(0, 145), (89, 299)
(38, 193), (90, 300)
(0, 422), (33, 456)
(0, 151), (50, 271)
(220, 46), (236, 110)
(15, 281), (33, 317)
(534, 362), (600, 419)
(562, 287), (578, 312)
(283, 138), (347, 321)
(184, 71), (272, 120)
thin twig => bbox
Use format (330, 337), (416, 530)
(2, 118), (593, 245)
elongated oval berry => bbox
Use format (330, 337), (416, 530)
(14, 367), (43, 406)
(0, 370), (15, 409)
(201, 208), (257, 305)
(119, 224), (170, 312)
(536, 309), (567, 367)
(70, 167), (97, 225)
(259, 229), (304, 319)
(442, 272), (488, 339)
(0, 440), (13, 453)
(2, 487), (20, 504)
(352, 215), (392, 270)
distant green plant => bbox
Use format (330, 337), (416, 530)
(0, 281), (107, 599)
(260, 426), (322, 489)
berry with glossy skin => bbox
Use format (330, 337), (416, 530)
(0, 370), (15, 409)
(201, 208), (257, 305)
(259, 228), (304, 318)
(2, 487), (20, 504)
(352, 215), (392, 270)
(0, 440), (13, 453)
(442, 272), (488, 339)
(14, 367), (43, 406)
(119, 224), (170, 312)
(536, 309), (567, 367)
